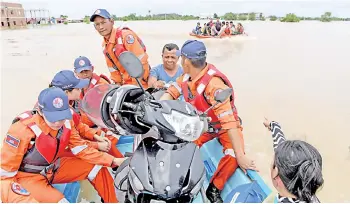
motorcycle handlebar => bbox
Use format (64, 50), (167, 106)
(123, 102), (138, 111)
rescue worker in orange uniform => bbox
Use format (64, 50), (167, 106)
(90, 9), (150, 88)
(50, 70), (124, 161)
(1, 87), (125, 203)
(73, 56), (111, 127)
(160, 40), (257, 203)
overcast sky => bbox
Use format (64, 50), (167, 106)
(10, 0), (350, 19)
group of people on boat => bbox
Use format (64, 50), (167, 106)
(1, 8), (324, 203)
(192, 19), (245, 37)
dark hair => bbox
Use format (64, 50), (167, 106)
(162, 43), (179, 53)
(230, 21), (233, 24)
(189, 57), (207, 69)
(275, 140), (324, 202)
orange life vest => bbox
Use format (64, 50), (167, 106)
(181, 64), (239, 133)
(15, 111), (71, 174)
(103, 27), (149, 86)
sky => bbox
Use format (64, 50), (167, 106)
(9, 0), (350, 19)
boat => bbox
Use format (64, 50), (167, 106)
(189, 32), (248, 39)
(53, 135), (272, 203)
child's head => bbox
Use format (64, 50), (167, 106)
(271, 140), (323, 202)
(74, 56), (94, 79)
(50, 70), (89, 101)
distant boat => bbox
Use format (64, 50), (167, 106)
(189, 32), (248, 39)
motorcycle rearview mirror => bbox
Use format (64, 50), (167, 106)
(202, 88), (233, 115)
(119, 51), (146, 92)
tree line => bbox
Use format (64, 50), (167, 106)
(64, 11), (350, 24)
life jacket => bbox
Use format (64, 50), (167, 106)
(103, 27), (149, 85)
(224, 27), (231, 35)
(80, 73), (111, 100)
(181, 64), (239, 133)
(70, 107), (80, 127)
(15, 111), (71, 174)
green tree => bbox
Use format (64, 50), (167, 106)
(60, 15), (68, 19)
(269, 15), (277, 21)
(213, 13), (218, 19)
(280, 13), (300, 22)
(83, 15), (90, 24)
(320, 11), (332, 22)
(222, 12), (237, 20)
(114, 13), (198, 21)
(248, 12), (256, 21)
(261, 16), (266, 21)
(238, 14), (248, 21)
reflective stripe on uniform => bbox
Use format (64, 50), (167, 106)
(58, 198), (70, 203)
(0, 168), (18, 178)
(224, 149), (236, 157)
(87, 165), (103, 181)
(217, 110), (234, 118)
(117, 37), (123, 44)
(208, 69), (216, 76)
(28, 124), (42, 137)
(182, 74), (190, 82)
(108, 67), (117, 73)
(137, 53), (145, 60)
(18, 113), (30, 119)
(71, 145), (88, 155)
(22, 164), (47, 171)
(91, 78), (98, 85)
(197, 83), (206, 94)
(64, 120), (71, 130)
(171, 82), (182, 94)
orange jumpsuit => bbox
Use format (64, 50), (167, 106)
(103, 27), (150, 88)
(167, 65), (244, 190)
(1, 113), (118, 203)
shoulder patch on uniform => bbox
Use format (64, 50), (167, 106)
(125, 34), (135, 44)
(11, 182), (30, 196)
(5, 134), (20, 148)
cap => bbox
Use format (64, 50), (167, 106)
(90, 9), (111, 22)
(176, 40), (207, 59)
(74, 56), (93, 73)
(38, 87), (72, 123)
(51, 70), (89, 90)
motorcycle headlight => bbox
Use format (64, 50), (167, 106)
(162, 110), (204, 142)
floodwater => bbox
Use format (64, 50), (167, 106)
(1, 20), (350, 202)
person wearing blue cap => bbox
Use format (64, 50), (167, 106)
(1, 87), (124, 202)
(49, 69), (124, 159)
(90, 9), (151, 88)
(73, 56), (111, 102)
(160, 40), (256, 202)
(74, 56), (111, 128)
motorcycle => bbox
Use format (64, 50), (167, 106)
(81, 52), (233, 203)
